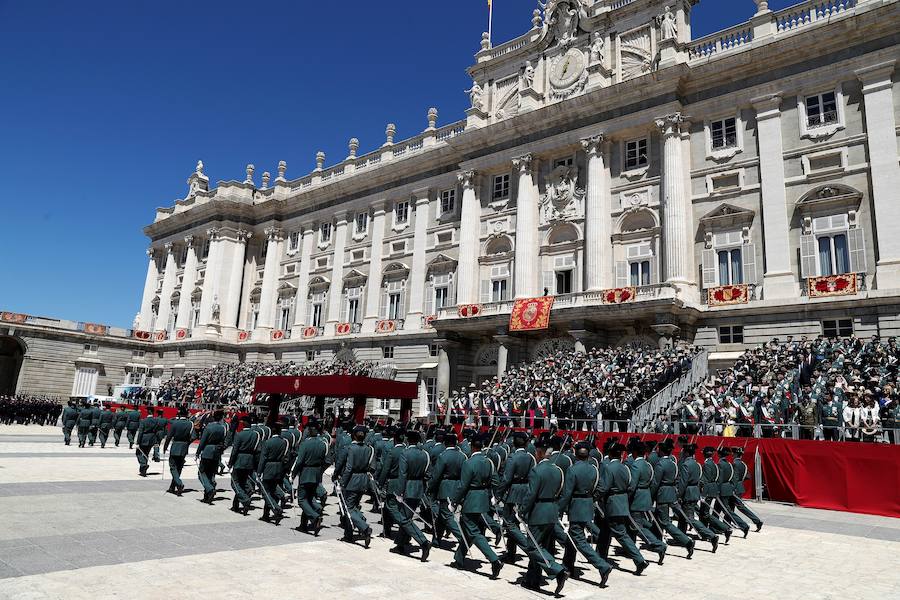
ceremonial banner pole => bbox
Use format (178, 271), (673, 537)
(487, 0), (493, 48)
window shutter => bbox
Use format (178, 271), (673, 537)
(306, 297), (314, 326)
(702, 248), (717, 288)
(398, 281), (406, 317)
(480, 279), (491, 304)
(449, 273), (457, 306)
(341, 290), (349, 323)
(800, 234), (817, 279)
(650, 254), (660, 284)
(742, 243), (757, 285)
(424, 279), (433, 316)
(847, 228), (867, 274)
(380, 287), (388, 319)
(615, 261), (628, 287)
(542, 271), (555, 295)
(321, 290), (328, 322)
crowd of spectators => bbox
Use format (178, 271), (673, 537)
(442, 344), (699, 430)
(0, 394), (63, 425)
(658, 336), (900, 443)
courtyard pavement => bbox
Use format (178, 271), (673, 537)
(0, 424), (898, 599)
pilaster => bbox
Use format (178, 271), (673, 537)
(456, 171), (481, 305)
(327, 213), (349, 334)
(406, 190), (431, 329)
(581, 134), (612, 291)
(362, 203), (387, 333)
(513, 153), (540, 299)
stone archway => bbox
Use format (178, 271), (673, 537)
(0, 336), (26, 395)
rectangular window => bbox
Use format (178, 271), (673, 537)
(191, 302), (201, 328)
(492, 174), (510, 200)
(201, 239), (211, 260)
(440, 188), (456, 214)
(72, 367), (98, 397)
(311, 303), (323, 327)
(710, 117), (737, 150)
(382, 346), (395, 359)
(434, 286), (449, 310)
(806, 91), (838, 128)
(288, 231), (300, 252)
(625, 138), (649, 170)
(429, 342), (439, 357)
(320, 222), (332, 244)
(491, 279), (508, 302)
(355, 212), (368, 235)
(426, 377), (437, 414)
(278, 305), (292, 331)
(718, 325), (744, 344)
(822, 318), (853, 338)
(347, 297), (360, 324)
(83, 343), (98, 355)
(132, 350), (145, 359)
(388, 293), (402, 320)
(305, 350), (318, 362)
(555, 269), (573, 295)
(717, 248), (744, 285)
(395, 201), (409, 224)
(378, 398), (391, 412)
(553, 156), (575, 169)
(817, 234), (850, 276)
(630, 261), (651, 287)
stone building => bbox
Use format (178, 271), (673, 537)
(3, 0), (899, 413)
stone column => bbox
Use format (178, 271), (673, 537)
(752, 94), (796, 298)
(406, 189), (431, 329)
(857, 62), (900, 289)
(198, 228), (223, 328)
(154, 242), (178, 334)
(174, 235), (198, 331)
(253, 226), (283, 339)
(455, 171), (481, 305)
(363, 203), (387, 333)
(513, 154), (540, 298)
(436, 340), (452, 400)
(222, 229), (251, 330)
(137, 247), (159, 331)
(655, 113), (695, 291)
(581, 134), (612, 291)
(290, 224), (315, 337)
(327, 213), (349, 334)
(494, 334), (518, 378)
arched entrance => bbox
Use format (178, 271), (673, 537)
(0, 336), (25, 395)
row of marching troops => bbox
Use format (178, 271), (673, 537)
(60, 400), (144, 449)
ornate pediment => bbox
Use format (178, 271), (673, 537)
(541, 0), (590, 50)
(343, 268), (368, 284)
(540, 165), (584, 225)
(427, 253), (458, 273)
(699, 203), (755, 229)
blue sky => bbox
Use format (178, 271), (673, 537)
(0, 0), (797, 327)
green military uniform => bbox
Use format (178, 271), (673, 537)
(716, 453), (749, 535)
(134, 412), (156, 476)
(338, 438), (375, 542)
(163, 416), (194, 493)
(152, 413), (168, 461)
(548, 449), (576, 570)
(229, 423), (260, 513)
(377, 439), (408, 542)
(197, 420), (226, 502)
(451, 448), (500, 573)
(520, 457), (567, 589)
(257, 433), (289, 522)
(112, 409), (127, 446)
(292, 431), (328, 530)
(559, 456), (612, 579)
(629, 455), (667, 560)
(426, 442), (465, 547)
(676, 449), (719, 549)
(495, 445), (535, 561)
(597, 456), (648, 572)
(385, 441), (429, 554)
(98, 408), (114, 448)
(125, 408), (140, 448)
(76, 405), (92, 447)
(651, 451), (694, 553)
(700, 455), (731, 537)
(88, 405), (101, 446)
(61, 404), (78, 446)
(731, 450), (763, 530)
(280, 425), (302, 502)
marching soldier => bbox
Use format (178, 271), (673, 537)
(196, 410), (227, 503)
(61, 400), (78, 446)
(495, 431), (536, 564)
(716, 446), (749, 536)
(450, 433), (502, 577)
(558, 441), (612, 586)
(98, 405), (114, 448)
(125, 405), (141, 448)
(152, 408), (168, 462)
(163, 405), (193, 495)
(730, 446), (763, 531)
(134, 406), (156, 477)
(379, 429), (430, 560)
(76, 401), (92, 447)
(338, 425), (374, 547)
(651, 438), (695, 559)
(257, 421), (288, 524)
(229, 415), (259, 514)
(291, 419), (327, 534)
(597, 442), (649, 576)
(88, 402), (101, 446)
(112, 407), (127, 446)
(426, 431), (466, 548)
(676, 442), (720, 552)
(628, 440), (667, 565)
(699, 447), (732, 542)
(281, 418), (303, 504)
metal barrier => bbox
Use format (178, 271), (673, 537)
(628, 349), (710, 431)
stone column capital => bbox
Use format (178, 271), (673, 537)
(580, 134), (606, 156)
(147, 247), (156, 259)
(333, 211), (348, 225)
(750, 93), (783, 119)
(412, 187), (431, 204)
(264, 226), (283, 242)
(163, 242), (174, 253)
(236, 229), (252, 243)
(856, 61), (896, 93)
(206, 227), (221, 240)
(457, 169), (477, 189)
(183, 235), (195, 248)
(654, 113), (685, 137)
(371, 200), (388, 214)
(512, 153), (534, 174)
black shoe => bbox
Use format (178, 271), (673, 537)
(554, 570), (569, 595)
(490, 560), (503, 580)
(166, 487), (177, 495)
(634, 561), (648, 576)
(742, 527), (749, 539)
(230, 506), (242, 513)
(724, 529), (732, 543)
(756, 522), (763, 532)
(599, 568), (611, 587)
(686, 541), (695, 560)
(450, 559), (465, 570)
(711, 537), (719, 553)
(657, 550), (666, 565)
(364, 530), (372, 548)
(313, 516), (323, 536)
(242, 505), (250, 516)
(420, 542), (431, 562)
(176, 485), (184, 496)
(502, 552), (519, 564)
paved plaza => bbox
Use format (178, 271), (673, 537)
(0, 425), (898, 600)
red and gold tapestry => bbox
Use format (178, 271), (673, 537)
(708, 284), (749, 307)
(602, 287), (636, 304)
(509, 296), (554, 332)
(0, 312), (27, 323)
(808, 273), (857, 298)
(83, 323), (108, 335)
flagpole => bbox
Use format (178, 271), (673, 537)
(488, 0), (493, 48)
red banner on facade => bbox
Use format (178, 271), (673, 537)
(82, 323), (108, 335)
(808, 273), (857, 297)
(708, 284), (749, 306)
(509, 296), (554, 331)
(0, 312), (27, 323)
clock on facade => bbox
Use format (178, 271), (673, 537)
(549, 47), (586, 90)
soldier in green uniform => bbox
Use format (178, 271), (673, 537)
(458, 428), (473, 457)
(547, 436), (576, 572)
(61, 401), (78, 446)
(134, 406), (156, 477)
(426, 431), (465, 548)
(559, 441), (612, 586)
(385, 430), (430, 560)
(88, 402), (101, 446)
(730, 446), (763, 531)
(651, 439), (694, 558)
(98, 405), (114, 448)
(196, 410), (226, 503)
(257, 421), (288, 524)
(280, 418), (302, 503)
(338, 425), (374, 547)
(495, 431), (536, 564)
(163, 405), (194, 495)
(76, 401), (92, 447)
(229, 415), (259, 514)
(152, 408), (167, 462)
(519, 436), (569, 594)
(716, 446), (749, 536)
(598, 442), (649, 575)
(450, 433), (502, 578)
(646, 440), (660, 468)
(291, 419), (327, 534)
(112, 407), (127, 447)
(819, 392), (843, 441)
(125, 406), (141, 449)
(676, 442), (719, 552)
(699, 447), (732, 542)
(628, 440), (667, 564)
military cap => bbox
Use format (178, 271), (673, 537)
(574, 441), (591, 452)
(444, 432), (458, 445)
(406, 430), (421, 443)
(702, 446), (716, 456)
(511, 431), (529, 442)
(352, 425), (368, 435)
(717, 446), (731, 456)
(732, 446), (745, 456)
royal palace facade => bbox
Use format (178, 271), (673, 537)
(3, 0), (900, 409)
